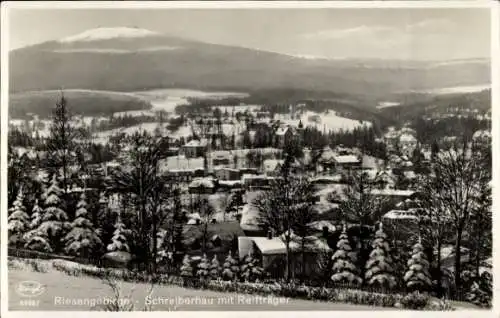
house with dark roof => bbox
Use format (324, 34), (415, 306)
(274, 125), (294, 148)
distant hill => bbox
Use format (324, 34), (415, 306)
(9, 89), (152, 119)
(379, 89), (491, 122)
(9, 27), (491, 100)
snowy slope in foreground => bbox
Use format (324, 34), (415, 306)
(59, 27), (159, 43)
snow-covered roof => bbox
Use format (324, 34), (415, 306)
(334, 155), (360, 164)
(160, 155), (204, 172)
(211, 150), (233, 160)
(403, 160), (414, 167)
(239, 204), (261, 231)
(319, 147), (336, 163)
(314, 184), (348, 202)
(242, 174), (276, 182)
(364, 169), (394, 181)
(403, 170), (417, 179)
(188, 212), (201, 220)
(370, 189), (415, 197)
(275, 126), (290, 136)
(399, 133), (417, 143)
(106, 161), (121, 168)
(247, 235), (330, 255)
(189, 177), (216, 189)
(384, 131), (399, 139)
(184, 139), (207, 148)
(311, 174), (343, 183)
(263, 159), (284, 172)
(251, 237), (287, 254)
(383, 210), (418, 220)
(308, 220), (337, 232)
(219, 180), (242, 187)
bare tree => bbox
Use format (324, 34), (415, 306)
(339, 170), (387, 227)
(338, 170), (389, 272)
(254, 176), (315, 281)
(110, 131), (172, 273)
(192, 197), (216, 254)
(292, 201), (319, 283)
(410, 193), (453, 297)
(420, 143), (490, 292)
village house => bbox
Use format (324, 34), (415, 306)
(238, 231), (331, 279)
(212, 151), (232, 167)
(334, 154), (362, 170)
(213, 167), (241, 181)
(180, 139), (208, 158)
(274, 125), (294, 148)
(382, 209), (419, 241)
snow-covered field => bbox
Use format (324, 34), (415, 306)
(113, 110), (156, 117)
(92, 123), (163, 143)
(275, 111), (371, 132)
(376, 102), (401, 109)
(131, 89), (249, 113)
(415, 84), (490, 95)
(212, 105), (262, 113)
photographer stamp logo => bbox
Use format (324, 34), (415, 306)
(16, 280), (45, 298)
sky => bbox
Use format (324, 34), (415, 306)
(8, 8), (491, 61)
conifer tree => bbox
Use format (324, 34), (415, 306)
(240, 252), (264, 282)
(8, 189), (29, 246)
(180, 255), (194, 277)
(209, 255), (221, 279)
(107, 215), (130, 253)
(365, 223), (397, 290)
(331, 225), (362, 286)
(467, 272), (492, 308)
(29, 199), (44, 230)
(222, 252), (240, 281)
(64, 192), (102, 257)
(196, 254), (210, 279)
(404, 239), (432, 291)
(25, 174), (69, 252)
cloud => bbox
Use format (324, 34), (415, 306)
(300, 18), (455, 42)
(405, 18), (455, 31)
(301, 25), (393, 40)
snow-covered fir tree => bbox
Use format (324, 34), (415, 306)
(8, 189), (29, 246)
(209, 255), (221, 279)
(365, 223), (397, 290)
(404, 239), (432, 291)
(196, 254), (210, 279)
(29, 199), (43, 230)
(222, 252), (240, 281)
(467, 272), (492, 308)
(331, 224), (362, 286)
(107, 214), (130, 253)
(240, 252), (263, 282)
(180, 255), (194, 277)
(64, 192), (102, 257)
(25, 174), (69, 252)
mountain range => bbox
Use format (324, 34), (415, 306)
(9, 27), (491, 100)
